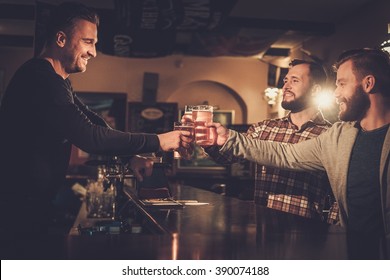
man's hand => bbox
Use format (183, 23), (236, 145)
(157, 130), (192, 151)
(203, 122), (230, 146)
(180, 115), (193, 123)
(129, 155), (154, 182)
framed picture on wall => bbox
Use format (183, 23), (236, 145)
(76, 92), (128, 131)
(213, 110), (235, 126)
(128, 102), (178, 134)
(175, 110), (235, 174)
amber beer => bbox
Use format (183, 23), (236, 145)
(192, 105), (214, 146)
(173, 122), (195, 160)
(183, 105), (195, 123)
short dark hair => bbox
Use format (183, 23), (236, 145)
(46, 1), (99, 45)
(289, 59), (328, 87)
(333, 48), (390, 95)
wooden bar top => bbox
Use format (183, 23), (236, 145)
(66, 182), (357, 260)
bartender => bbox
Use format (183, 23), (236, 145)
(0, 1), (190, 248)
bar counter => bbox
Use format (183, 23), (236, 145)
(66, 182), (356, 260)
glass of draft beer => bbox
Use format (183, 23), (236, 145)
(192, 105), (215, 146)
(183, 105), (195, 123)
(173, 121), (195, 160)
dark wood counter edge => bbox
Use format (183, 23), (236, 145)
(122, 188), (170, 234)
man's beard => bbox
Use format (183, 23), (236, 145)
(338, 85), (370, 121)
(281, 93), (312, 113)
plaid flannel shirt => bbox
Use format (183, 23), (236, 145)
(207, 112), (339, 223)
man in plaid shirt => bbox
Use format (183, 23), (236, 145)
(207, 59), (338, 223)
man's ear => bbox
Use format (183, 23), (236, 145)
(362, 75), (375, 93)
(55, 31), (67, 47)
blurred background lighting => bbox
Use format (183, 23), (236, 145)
(379, 23), (389, 53)
(380, 39), (390, 53)
(315, 90), (335, 109)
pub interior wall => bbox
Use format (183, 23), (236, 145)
(0, 0), (388, 125)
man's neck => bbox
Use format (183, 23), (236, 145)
(38, 50), (69, 80)
(359, 112), (390, 131)
(359, 95), (390, 131)
(289, 107), (318, 129)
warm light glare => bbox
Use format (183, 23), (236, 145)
(315, 90), (335, 109)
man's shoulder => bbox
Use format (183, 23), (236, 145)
(310, 111), (332, 127)
(15, 59), (73, 102)
(318, 121), (359, 141)
(329, 121), (357, 130)
(20, 58), (50, 69)
(16, 58), (58, 80)
(249, 117), (288, 130)
(247, 117), (289, 138)
(255, 117), (288, 126)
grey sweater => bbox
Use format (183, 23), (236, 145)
(220, 121), (390, 234)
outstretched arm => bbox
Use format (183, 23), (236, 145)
(206, 122), (325, 172)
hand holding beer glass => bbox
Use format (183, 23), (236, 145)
(174, 104), (216, 160)
(173, 121), (195, 160)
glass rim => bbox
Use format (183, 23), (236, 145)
(192, 105), (213, 111)
(184, 105), (196, 112)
